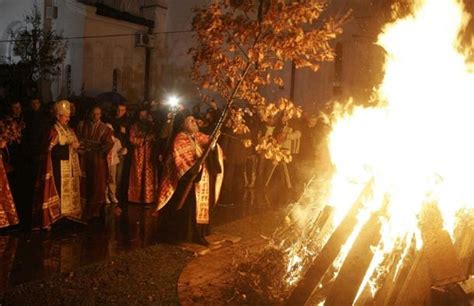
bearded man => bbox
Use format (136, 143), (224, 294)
(76, 106), (113, 220)
(34, 100), (83, 229)
(155, 111), (224, 245)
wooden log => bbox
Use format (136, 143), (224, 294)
(324, 210), (382, 306)
(371, 237), (417, 306)
(454, 216), (474, 277)
(352, 237), (412, 306)
(394, 250), (432, 305)
(286, 181), (373, 305)
(436, 283), (471, 305)
(458, 277), (474, 295)
(353, 282), (373, 305)
(419, 202), (466, 286)
(304, 280), (334, 306)
(305, 257), (342, 305)
(301, 205), (335, 248)
(312, 205), (334, 234)
(274, 205), (333, 241)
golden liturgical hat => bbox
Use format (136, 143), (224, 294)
(55, 100), (71, 116)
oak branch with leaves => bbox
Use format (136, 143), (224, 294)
(190, 0), (348, 163)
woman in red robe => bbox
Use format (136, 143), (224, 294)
(0, 140), (19, 229)
(128, 109), (157, 204)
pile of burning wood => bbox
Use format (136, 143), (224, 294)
(235, 180), (472, 305)
(285, 184), (473, 305)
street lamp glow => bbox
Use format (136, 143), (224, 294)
(167, 95), (179, 108)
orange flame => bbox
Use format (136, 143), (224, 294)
(285, 0), (474, 300)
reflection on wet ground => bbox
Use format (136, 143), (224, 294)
(0, 186), (292, 294)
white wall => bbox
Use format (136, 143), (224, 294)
(52, 0), (87, 99)
(145, 0), (168, 101)
(161, 0), (209, 105)
(82, 8), (148, 102)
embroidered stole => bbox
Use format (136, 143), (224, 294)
(190, 135), (209, 224)
(191, 135), (224, 225)
(55, 124), (82, 220)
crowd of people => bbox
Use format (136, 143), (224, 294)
(0, 96), (325, 245)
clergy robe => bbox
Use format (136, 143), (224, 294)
(155, 131), (224, 243)
(34, 123), (82, 228)
(128, 121), (157, 204)
(0, 155), (19, 228)
(76, 120), (113, 219)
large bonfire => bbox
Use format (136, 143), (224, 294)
(238, 0), (474, 304)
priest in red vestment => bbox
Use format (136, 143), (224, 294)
(0, 140), (19, 229)
(155, 111), (224, 245)
(128, 109), (157, 204)
(76, 106), (113, 220)
(33, 100), (83, 229)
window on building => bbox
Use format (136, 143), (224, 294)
(1, 21), (23, 64)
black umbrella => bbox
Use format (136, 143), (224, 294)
(95, 92), (129, 121)
(96, 92), (128, 107)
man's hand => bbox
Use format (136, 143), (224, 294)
(49, 136), (59, 150)
(120, 126), (126, 134)
(71, 140), (80, 150)
(119, 147), (128, 156)
(210, 100), (218, 110)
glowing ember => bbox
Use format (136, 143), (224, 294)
(283, 0), (474, 302)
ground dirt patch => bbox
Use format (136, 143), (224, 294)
(1, 244), (191, 305)
(1, 209), (287, 305)
(178, 209), (287, 305)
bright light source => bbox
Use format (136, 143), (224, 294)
(167, 95), (179, 108)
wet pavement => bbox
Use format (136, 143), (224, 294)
(0, 186), (292, 295)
